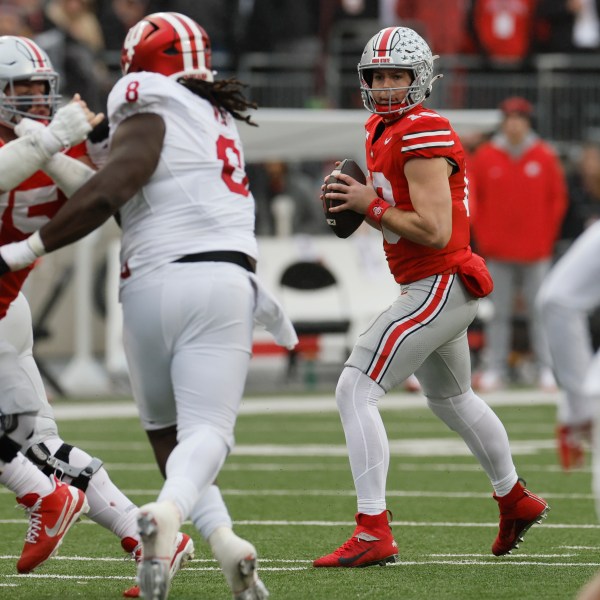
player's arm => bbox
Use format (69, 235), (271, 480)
(0, 101), (96, 193)
(40, 112), (165, 251)
(0, 113), (165, 272)
(398, 157), (453, 248)
(326, 157), (452, 248)
(12, 100), (105, 195)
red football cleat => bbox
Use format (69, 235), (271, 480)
(557, 422), (592, 471)
(16, 475), (89, 574)
(121, 531), (195, 598)
(313, 510), (398, 568)
(492, 479), (549, 556)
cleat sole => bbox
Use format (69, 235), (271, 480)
(356, 554), (398, 568)
(137, 558), (170, 600)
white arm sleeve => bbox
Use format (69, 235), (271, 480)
(0, 135), (51, 192)
(43, 153), (96, 197)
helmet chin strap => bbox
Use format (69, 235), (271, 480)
(373, 96), (410, 117)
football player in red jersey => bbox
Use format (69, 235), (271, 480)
(312, 27), (549, 567)
(0, 35), (194, 594)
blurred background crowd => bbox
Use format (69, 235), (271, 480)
(3, 0), (600, 392)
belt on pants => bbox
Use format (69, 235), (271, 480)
(173, 250), (256, 273)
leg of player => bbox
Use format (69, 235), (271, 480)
(314, 281), (549, 567)
(146, 426), (178, 478)
(536, 221), (600, 471)
(191, 484), (269, 600)
(24, 430), (195, 599)
(420, 325), (549, 556)
(122, 426), (194, 599)
(313, 367), (399, 568)
(145, 427), (258, 600)
(426, 390), (549, 555)
(0, 411), (88, 573)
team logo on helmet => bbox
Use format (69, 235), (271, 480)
(358, 27), (442, 116)
(121, 12), (214, 82)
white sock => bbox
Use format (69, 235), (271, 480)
(158, 425), (229, 521)
(336, 367), (388, 515)
(190, 484), (232, 541)
(426, 389), (518, 494)
(0, 453), (53, 497)
(42, 437), (139, 541)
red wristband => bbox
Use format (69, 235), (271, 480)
(367, 198), (390, 224)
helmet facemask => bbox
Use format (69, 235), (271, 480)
(358, 27), (442, 116)
(0, 36), (60, 128)
(0, 76), (60, 128)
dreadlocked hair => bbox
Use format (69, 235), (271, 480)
(179, 77), (258, 127)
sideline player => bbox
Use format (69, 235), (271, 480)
(0, 14), (297, 600)
(311, 26), (549, 567)
(0, 35), (193, 595)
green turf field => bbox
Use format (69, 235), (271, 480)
(0, 392), (598, 599)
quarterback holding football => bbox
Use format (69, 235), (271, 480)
(314, 26), (549, 568)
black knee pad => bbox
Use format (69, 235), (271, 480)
(0, 434), (20, 463)
(0, 412), (36, 463)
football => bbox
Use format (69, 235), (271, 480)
(323, 158), (367, 239)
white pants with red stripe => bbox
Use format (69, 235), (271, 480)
(340, 273), (518, 512)
(346, 273), (477, 396)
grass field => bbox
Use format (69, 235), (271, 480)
(0, 391), (598, 599)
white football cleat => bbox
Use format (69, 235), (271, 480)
(210, 528), (269, 600)
(136, 501), (181, 600)
(122, 531), (195, 598)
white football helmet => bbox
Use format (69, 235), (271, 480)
(358, 27), (441, 116)
(0, 36), (60, 128)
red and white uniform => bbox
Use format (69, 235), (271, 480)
(365, 106), (470, 283)
(0, 143), (86, 318)
(0, 143), (85, 417)
(346, 105), (479, 393)
(107, 72), (295, 441)
(108, 72), (257, 289)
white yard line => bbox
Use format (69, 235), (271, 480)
(23, 461), (578, 474)
(50, 389), (558, 420)
(39, 438), (557, 457)
(0, 487), (591, 499)
(0, 518), (597, 528)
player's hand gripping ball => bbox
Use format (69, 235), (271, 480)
(323, 159), (366, 239)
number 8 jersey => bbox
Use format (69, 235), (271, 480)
(108, 71), (258, 287)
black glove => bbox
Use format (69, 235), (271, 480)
(88, 118), (109, 143)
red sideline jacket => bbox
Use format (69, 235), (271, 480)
(469, 136), (567, 261)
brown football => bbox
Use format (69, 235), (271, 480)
(323, 158), (367, 239)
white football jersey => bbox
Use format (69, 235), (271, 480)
(107, 72), (258, 287)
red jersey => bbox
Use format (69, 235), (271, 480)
(469, 136), (568, 261)
(365, 105), (471, 284)
(0, 140), (87, 319)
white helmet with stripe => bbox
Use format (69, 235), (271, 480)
(358, 27), (441, 116)
(121, 12), (214, 82)
(0, 36), (60, 128)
